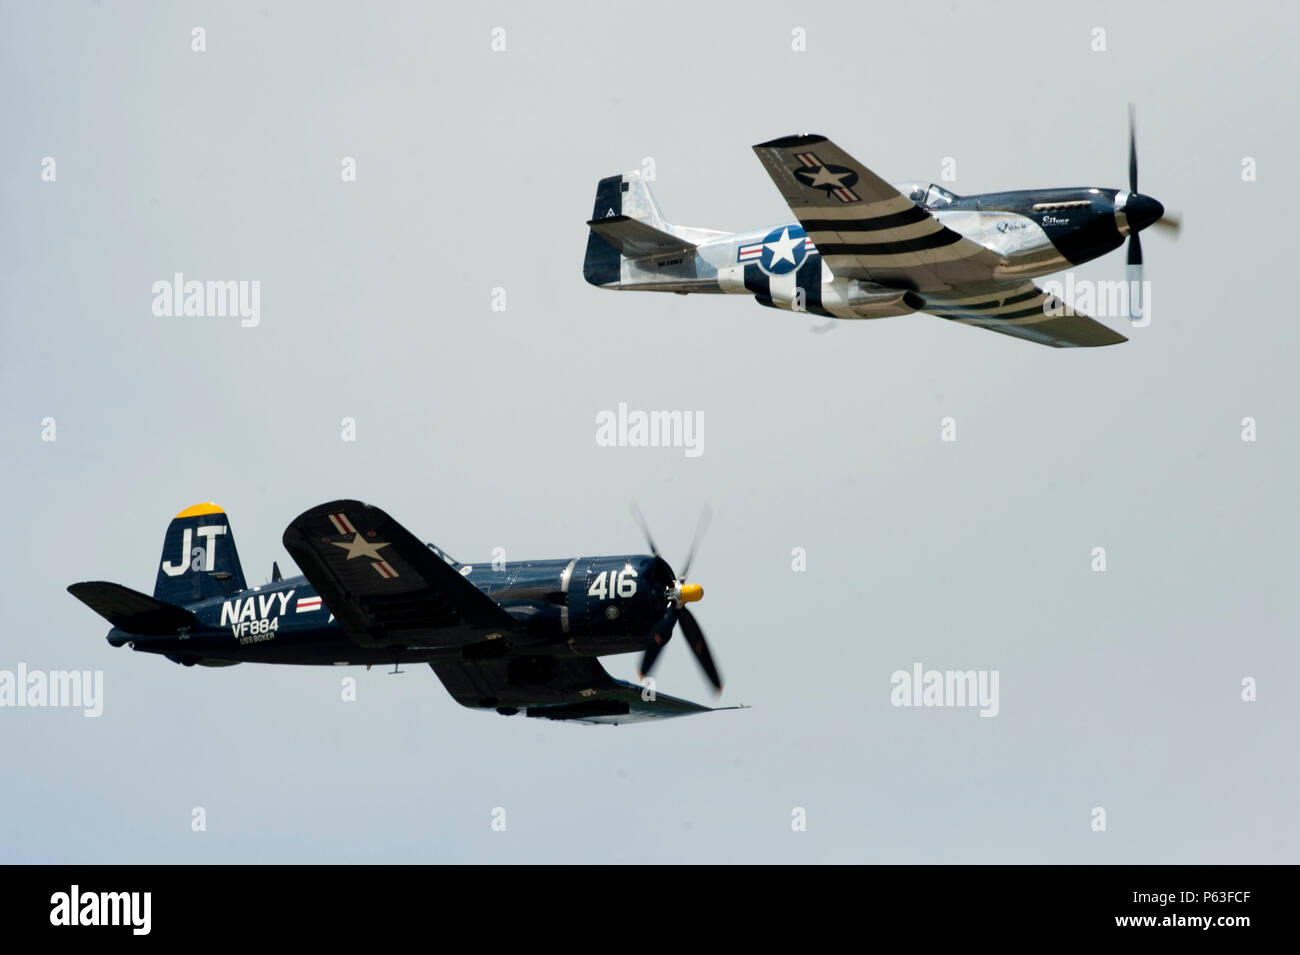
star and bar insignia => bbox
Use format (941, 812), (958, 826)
(327, 511), (400, 579)
(791, 151), (861, 203)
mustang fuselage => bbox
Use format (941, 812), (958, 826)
(586, 181), (1164, 319)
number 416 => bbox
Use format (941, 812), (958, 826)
(588, 568), (637, 600)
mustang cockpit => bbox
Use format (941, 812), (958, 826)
(895, 182), (958, 209)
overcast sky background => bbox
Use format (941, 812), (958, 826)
(3, 0), (1297, 863)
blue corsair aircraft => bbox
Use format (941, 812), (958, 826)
(68, 501), (734, 725)
(584, 115), (1177, 348)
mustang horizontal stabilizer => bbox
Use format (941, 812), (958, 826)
(585, 215), (697, 260)
(67, 581), (199, 636)
(282, 500), (517, 648)
(923, 281), (1127, 348)
(430, 656), (722, 725)
(752, 134), (1001, 289)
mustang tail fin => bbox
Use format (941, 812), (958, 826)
(152, 502), (247, 605)
(584, 170), (697, 287)
(590, 169), (671, 230)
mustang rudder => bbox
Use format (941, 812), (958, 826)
(583, 171), (681, 287)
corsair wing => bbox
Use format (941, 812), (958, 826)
(430, 656), (720, 725)
(923, 280), (1128, 348)
(752, 134), (1001, 289)
(282, 500), (517, 648)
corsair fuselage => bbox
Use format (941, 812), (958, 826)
(110, 554), (672, 668)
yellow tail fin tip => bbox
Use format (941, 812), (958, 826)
(173, 502), (224, 519)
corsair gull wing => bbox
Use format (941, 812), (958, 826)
(282, 499), (518, 649)
(430, 656), (721, 725)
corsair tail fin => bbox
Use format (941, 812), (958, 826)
(152, 502), (247, 604)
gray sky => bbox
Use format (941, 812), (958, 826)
(2, 0), (1297, 862)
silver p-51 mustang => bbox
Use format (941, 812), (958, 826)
(583, 124), (1176, 348)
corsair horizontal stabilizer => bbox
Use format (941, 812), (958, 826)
(68, 581), (200, 636)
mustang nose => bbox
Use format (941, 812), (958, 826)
(1125, 193), (1164, 233)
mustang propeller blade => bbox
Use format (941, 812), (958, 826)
(1153, 211), (1182, 234)
(1124, 105), (1180, 319)
(1126, 105), (1144, 319)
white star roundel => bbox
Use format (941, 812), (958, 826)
(757, 225), (811, 275)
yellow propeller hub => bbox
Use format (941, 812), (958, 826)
(680, 583), (703, 604)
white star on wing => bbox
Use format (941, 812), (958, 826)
(332, 533), (392, 561)
(764, 228), (801, 268)
(806, 165), (851, 189)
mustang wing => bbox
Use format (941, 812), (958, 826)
(923, 280), (1128, 348)
(752, 134), (1001, 289)
(282, 499), (516, 648)
(430, 656), (721, 725)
